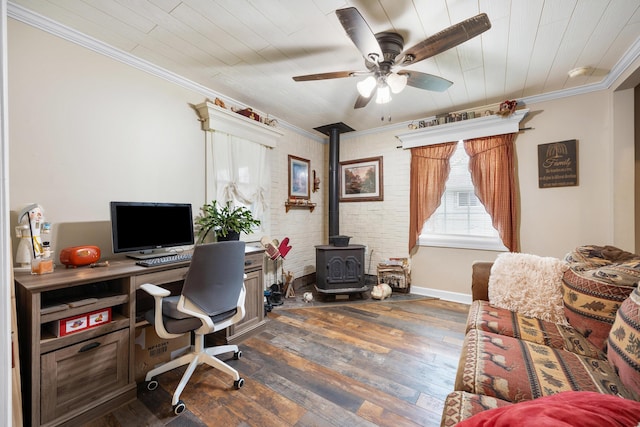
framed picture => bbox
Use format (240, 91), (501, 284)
(339, 156), (383, 202)
(288, 155), (310, 200)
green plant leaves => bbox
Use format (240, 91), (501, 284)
(194, 200), (261, 243)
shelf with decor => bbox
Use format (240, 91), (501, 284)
(285, 201), (316, 212)
(396, 109), (529, 148)
(194, 100), (283, 147)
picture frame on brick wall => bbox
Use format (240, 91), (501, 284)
(339, 156), (383, 202)
(288, 155), (310, 200)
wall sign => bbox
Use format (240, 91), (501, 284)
(537, 139), (578, 188)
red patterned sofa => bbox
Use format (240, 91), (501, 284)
(440, 245), (640, 426)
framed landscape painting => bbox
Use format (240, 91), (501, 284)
(288, 155), (310, 200)
(339, 156), (383, 202)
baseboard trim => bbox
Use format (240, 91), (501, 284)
(410, 286), (472, 305)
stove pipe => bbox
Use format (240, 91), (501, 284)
(313, 122), (355, 242)
(328, 127), (340, 238)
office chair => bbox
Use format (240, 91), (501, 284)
(140, 241), (247, 415)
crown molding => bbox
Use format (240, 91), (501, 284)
(341, 35), (640, 141)
(8, 2), (640, 144)
(7, 2), (324, 143)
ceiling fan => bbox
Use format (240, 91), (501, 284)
(292, 7), (491, 109)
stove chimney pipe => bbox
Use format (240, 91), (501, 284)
(328, 126), (340, 238)
(313, 122), (355, 242)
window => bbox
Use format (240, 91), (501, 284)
(457, 191), (478, 207)
(209, 132), (270, 241)
(420, 141), (507, 251)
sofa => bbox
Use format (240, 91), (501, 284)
(440, 245), (640, 426)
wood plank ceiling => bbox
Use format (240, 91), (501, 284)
(9, 0), (640, 135)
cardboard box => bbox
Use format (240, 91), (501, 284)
(50, 307), (111, 337)
(134, 324), (191, 382)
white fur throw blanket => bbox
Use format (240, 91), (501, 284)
(488, 252), (569, 325)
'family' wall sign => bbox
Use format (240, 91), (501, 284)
(537, 139), (578, 188)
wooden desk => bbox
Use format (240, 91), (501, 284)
(14, 246), (265, 427)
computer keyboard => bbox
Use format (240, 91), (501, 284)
(136, 253), (192, 267)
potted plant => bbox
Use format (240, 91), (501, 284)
(195, 200), (261, 243)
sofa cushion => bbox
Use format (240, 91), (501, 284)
(565, 244), (640, 271)
(488, 252), (569, 325)
(467, 300), (604, 359)
(455, 391), (640, 427)
(562, 265), (638, 351)
(607, 289), (640, 399)
(456, 329), (635, 403)
(440, 391), (512, 427)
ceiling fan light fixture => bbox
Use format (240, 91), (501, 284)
(375, 85), (392, 104)
(356, 76), (377, 97)
(387, 72), (408, 94)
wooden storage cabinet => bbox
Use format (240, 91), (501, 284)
(15, 269), (138, 427)
(15, 246), (265, 426)
(40, 328), (129, 424)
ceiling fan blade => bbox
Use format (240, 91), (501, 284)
(399, 71), (452, 92)
(336, 7), (384, 63)
(293, 71), (356, 81)
(354, 94), (373, 109)
(396, 13), (491, 66)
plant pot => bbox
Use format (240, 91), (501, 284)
(217, 231), (240, 241)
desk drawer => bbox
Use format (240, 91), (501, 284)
(40, 328), (129, 424)
(133, 266), (189, 288)
(244, 252), (263, 272)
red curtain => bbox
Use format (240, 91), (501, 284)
(464, 133), (519, 252)
(409, 142), (458, 252)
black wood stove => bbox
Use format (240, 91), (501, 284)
(313, 122), (367, 295)
(315, 244), (366, 294)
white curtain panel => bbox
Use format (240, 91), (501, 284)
(206, 131), (270, 239)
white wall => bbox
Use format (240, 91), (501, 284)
(336, 128), (411, 274)
(7, 16), (638, 303)
(340, 89), (637, 298)
(8, 19), (323, 280)
(9, 19), (204, 258)
(267, 127), (325, 285)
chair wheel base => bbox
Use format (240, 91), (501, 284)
(234, 350), (242, 360)
(173, 400), (186, 415)
(234, 378), (245, 389)
(147, 380), (158, 391)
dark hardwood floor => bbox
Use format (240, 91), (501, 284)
(86, 297), (469, 427)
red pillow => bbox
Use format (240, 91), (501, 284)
(456, 392), (640, 427)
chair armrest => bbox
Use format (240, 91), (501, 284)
(140, 283), (171, 298)
(472, 261), (493, 301)
(139, 283), (183, 339)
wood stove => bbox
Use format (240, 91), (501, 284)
(313, 122), (367, 295)
(315, 244), (366, 294)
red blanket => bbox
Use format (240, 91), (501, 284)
(457, 392), (640, 427)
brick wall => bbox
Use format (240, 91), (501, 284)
(266, 128), (326, 287)
(338, 128), (411, 275)
(264, 125), (411, 289)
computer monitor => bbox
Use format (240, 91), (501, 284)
(110, 201), (194, 259)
